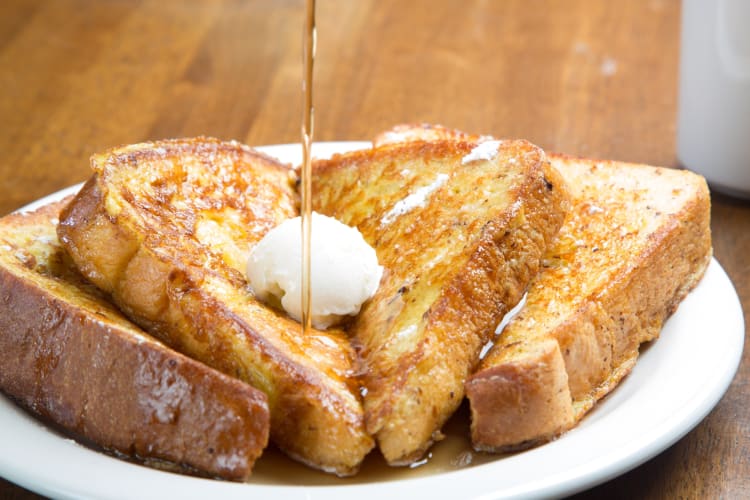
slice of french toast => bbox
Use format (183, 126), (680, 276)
(311, 139), (570, 464)
(57, 138), (373, 475)
(375, 123), (712, 451)
(468, 153), (712, 451)
(0, 199), (269, 480)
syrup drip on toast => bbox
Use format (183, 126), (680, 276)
(301, 0), (316, 336)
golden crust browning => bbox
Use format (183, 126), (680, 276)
(0, 200), (269, 480)
(57, 138), (373, 475)
(312, 140), (570, 463)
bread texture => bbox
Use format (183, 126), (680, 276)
(312, 139), (570, 464)
(57, 138), (373, 476)
(375, 123), (712, 451)
(0, 199), (269, 480)
(467, 154), (712, 450)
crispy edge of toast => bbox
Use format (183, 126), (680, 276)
(312, 140), (571, 464)
(56, 138), (374, 476)
(0, 199), (270, 480)
(466, 155), (712, 451)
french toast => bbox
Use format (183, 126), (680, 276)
(57, 138), (373, 475)
(0, 199), (269, 480)
(311, 140), (570, 464)
(375, 124), (712, 451)
(468, 154), (712, 450)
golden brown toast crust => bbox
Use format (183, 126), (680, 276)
(312, 140), (570, 464)
(0, 200), (269, 480)
(57, 138), (373, 475)
(468, 156), (712, 451)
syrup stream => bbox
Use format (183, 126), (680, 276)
(301, 0), (316, 336)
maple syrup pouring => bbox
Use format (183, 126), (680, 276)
(301, 0), (316, 336)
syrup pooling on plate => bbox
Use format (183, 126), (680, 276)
(248, 402), (503, 485)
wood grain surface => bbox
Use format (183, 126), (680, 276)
(1, 0), (748, 498)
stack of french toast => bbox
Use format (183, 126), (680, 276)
(0, 124), (712, 480)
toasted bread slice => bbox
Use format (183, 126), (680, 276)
(376, 123), (712, 451)
(57, 138), (373, 475)
(0, 199), (269, 480)
(468, 154), (711, 450)
(311, 140), (570, 464)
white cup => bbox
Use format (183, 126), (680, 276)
(677, 0), (750, 199)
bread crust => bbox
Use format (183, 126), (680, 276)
(0, 200), (269, 480)
(466, 339), (573, 449)
(312, 140), (570, 464)
(57, 138), (373, 475)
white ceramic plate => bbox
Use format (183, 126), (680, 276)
(0, 142), (744, 500)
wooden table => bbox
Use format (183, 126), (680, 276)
(1, 1), (747, 498)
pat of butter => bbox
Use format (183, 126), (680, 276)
(247, 212), (383, 329)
